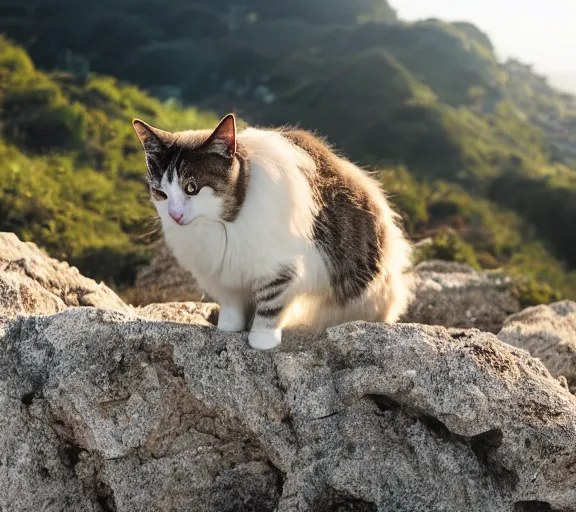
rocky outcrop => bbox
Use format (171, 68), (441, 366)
(0, 232), (130, 317)
(499, 301), (576, 392)
(0, 232), (217, 326)
(135, 301), (219, 326)
(1, 309), (575, 512)
(403, 260), (521, 333)
(2, 233), (576, 511)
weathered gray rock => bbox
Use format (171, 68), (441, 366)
(0, 232), (218, 327)
(0, 232), (130, 317)
(2, 233), (576, 511)
(499, 301), (576, 392)
(1, 308), (575, 512)
(403, 260), (521, 333)
(135, 301), (219, 326)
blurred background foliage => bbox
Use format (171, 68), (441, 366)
(0, 0), (575, 301)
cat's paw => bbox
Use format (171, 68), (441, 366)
(248, 328), (282, 350)
(217, 305), (246, 332)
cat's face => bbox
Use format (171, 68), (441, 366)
(133, 114), (243, 226)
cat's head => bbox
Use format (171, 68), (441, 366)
(133, 114), (246, 226)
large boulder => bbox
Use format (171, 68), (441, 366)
(135, 301), (219, 326)
(403, 260), (521, 333)
(499, 301), (576, 392)
(0, 232), (217, 326)
(0, 232), (130, 317)
(2, 232), (576, 511)
(1, 308), (575, 512)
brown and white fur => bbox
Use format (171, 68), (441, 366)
(133, 114), (413, 350)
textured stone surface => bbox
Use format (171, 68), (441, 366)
(0, 232), (220, 328)
(1, 308), (575, 512)
(2, 233), (576, 511)
(0, 232), (131, 317)
(135, 301), (219, 326)
(499, 301), (576, 392)
(403, 260), (521, 333)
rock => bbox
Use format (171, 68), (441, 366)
(499, 301), (576, 392)
(0, 232), (220, 328)
(123, 241), (202, 306)
(403, 260), (521, 333)
(0, 232), (131, 318)
(135, 301), (219, 326)
(1, 307), (575, 512)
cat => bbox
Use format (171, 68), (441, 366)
(133, 114), (413, 350)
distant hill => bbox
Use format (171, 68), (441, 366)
(504, 59), (576, 167)
(0, 0), (575, 301)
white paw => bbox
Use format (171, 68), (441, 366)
(217, 305), (246, 332)
(248, 329), (282, 350)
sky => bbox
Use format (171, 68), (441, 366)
(392, 0), (576, 93)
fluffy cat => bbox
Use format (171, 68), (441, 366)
(133, 114), (413, 350)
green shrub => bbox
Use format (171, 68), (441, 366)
(0, 37), (34, 74)
(3, 101), (90, 152)
(511, 279), (563, 307)
(417, 228), (480, 269)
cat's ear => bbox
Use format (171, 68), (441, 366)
(205, 114), (237, 157)
(132, 119), (172, 153)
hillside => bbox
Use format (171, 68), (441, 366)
(0, 37), (220, 285)
(0, 4), (575, 301)
(1, 2), (575, 259)
(213, 20), (576, 273)
(505, 58), (576, 167)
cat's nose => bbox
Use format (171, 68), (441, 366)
(169, 211), (184, 224)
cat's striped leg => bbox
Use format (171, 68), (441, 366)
(249, 268), (295, 350)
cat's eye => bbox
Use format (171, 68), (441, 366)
(184, 182), (198, 196)
(151, 188), (167, 201)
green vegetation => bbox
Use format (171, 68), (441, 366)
(0, 0), (575, 302)
(416, 229), (481, 270)
(0, 37), (218, 285)
(380, 168), (576, 299)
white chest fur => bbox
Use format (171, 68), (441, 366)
(162, 218), (227, 285)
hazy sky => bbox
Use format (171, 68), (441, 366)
(393, 0), (576, 92)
